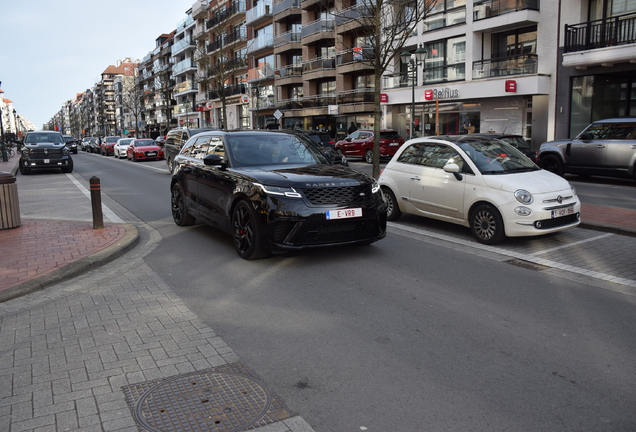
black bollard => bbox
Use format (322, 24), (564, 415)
(90, 176), (104, 229)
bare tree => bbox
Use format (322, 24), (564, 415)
(195, 30), (248, 129)
(334, 0), (438, 178)
(121, 74), (144, 138)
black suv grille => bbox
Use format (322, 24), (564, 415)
(29, 148), (64, 159)
(301, 185), (372, 206)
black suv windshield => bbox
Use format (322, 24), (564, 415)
(227, 133), (329, 167)
(25, 133), (63, 144)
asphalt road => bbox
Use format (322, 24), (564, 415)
(73, 152), (636, 432)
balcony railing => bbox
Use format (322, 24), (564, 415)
(246, 0), (272, 24)
(206, 0), (246, 30)
(335, 4), (374, 26)
(276, 98), (304, 110)
(564, 12), (636, 53)
(301, 19), (334, 38)
(275, 64), (303, 78)
(382, 72), (410, 89)
(208, 84), (248, 100)
(274, 30), (301, 47)
(272, 0), (300, 15)
(171, 37), (195, 56)
(173, 58), (197, 75)
(472, 54), (537, 78)
(247, 64), (275, 80)
(247, 33), (274, 53)
(303, 57), (336, 73)
(337, 89), (375, 105)
(302, 94), (337, 108)
(473, 0), (539, 21)
(336, 48), (374, 65)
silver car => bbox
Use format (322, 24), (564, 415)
(538, 118), (636, 180)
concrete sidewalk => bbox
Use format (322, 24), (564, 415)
(0, 156), (315, 432)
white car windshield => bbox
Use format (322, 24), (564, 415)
(459, 139), (538, 174)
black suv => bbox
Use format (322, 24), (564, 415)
(62, 135), (79, 154)
(170, 130), (387, 259)
(19, 131), (73, 175)
(164, 127), (218, 173)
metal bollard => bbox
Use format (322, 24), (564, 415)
(90, 176), (104, 229)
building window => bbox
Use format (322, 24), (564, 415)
(422, 35), (466, 83)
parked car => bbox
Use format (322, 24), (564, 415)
(18, 131), (73, 175)
(164, 127), (218, 173)
(87, 138), (102, 153)
(335, 129), (405, 163)
(170, 130), (387, 259)
(538, 117), (636, 180)
(100, 136), (120, 156)
(155, 135), (166, 146)
(114, 138), (134, 159)
(467, 133), (537, 162)
(127, 139), (164, 161)
(62, 135), (79, 154)
(81, 137), (98, 152)
(379, 135), (581, 245)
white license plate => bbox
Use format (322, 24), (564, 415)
(147, 152), (157, 156)
(389, 143), (399, 146)
(551, 205), (574, 218)
(44, 159), (50, 163)
(326, 208), (362, 220)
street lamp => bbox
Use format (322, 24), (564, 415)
(400, 44), (427, 140)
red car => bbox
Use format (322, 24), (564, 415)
(127, 139), (165, 161)
(100, 136), (120, 155)
(335, 129), (405, 163)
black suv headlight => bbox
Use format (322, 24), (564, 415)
(255, 183), (302, 198)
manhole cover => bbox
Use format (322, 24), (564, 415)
(123, 363), (294, 432)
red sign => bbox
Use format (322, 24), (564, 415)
(380, 93), (388, 103)
(424, 89), (434, 100)
(505, 80), (517, 92)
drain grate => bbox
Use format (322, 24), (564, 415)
(123, 363), (294, 432)
(505, 258), (550, 271)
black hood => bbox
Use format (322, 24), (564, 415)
(232, 164), (372, 188)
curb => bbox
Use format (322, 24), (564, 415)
(579, 221), (636, 238)
(0, 223), (139, 303)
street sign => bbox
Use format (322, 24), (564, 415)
(274, 110), (283, 120)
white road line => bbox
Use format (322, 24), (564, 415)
(531, 233), (614, 255)
(389, 222), (636, 288)
(66, 174), (125, 224)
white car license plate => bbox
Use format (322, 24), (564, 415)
(551, 205), (574, 218)
(326, 208), (362, 220)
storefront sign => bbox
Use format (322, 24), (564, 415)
(505, 80), (517, 92)
(424, 87), (459, 100)
(380, 93), (388, 103)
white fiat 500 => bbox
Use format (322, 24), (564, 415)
(379, 135), (581, 245)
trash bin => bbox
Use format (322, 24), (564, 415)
(0, 171), (21, 230)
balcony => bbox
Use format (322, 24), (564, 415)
(301, 94), (336, 109)
(192, 0), (209, 19)
(301, 19), (334, 38)
(336, 48), (375, 74)
(273, 0), (300, 17)
(275, 98), (304, 110)
(246, 33), (274, 54)
(275, 64), (303, 79)
(302, 57), (336, 75)
(382, 72), (410, 90)
(337, 88), (374, 105)
(172, 58), (197, 76)
(472, 54), (537, 79)
(564, 12), (636, 53)
(208, 84), (248, 100)
(171, 37), (196, 56)
(246, 0), (272, 26)
(473, 0), (539, 21)
(206, 1), (246, 30)
(247, 63), (275, 81)
(173, 80), (197, 96)
(335, 4), (374, 26)
(274, 30), (301, 48)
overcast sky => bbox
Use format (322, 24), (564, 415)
(1, 0), (192, 130)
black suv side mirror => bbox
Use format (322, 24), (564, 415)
(203, 153), (227, 170)
(579, 132), (594, 141)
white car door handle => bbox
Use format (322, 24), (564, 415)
(411, 176), (421, 181)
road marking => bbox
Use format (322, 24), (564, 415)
(531, 233), (613, 255)
(389, 222), (636, 288)
(66, 174), (125, 224)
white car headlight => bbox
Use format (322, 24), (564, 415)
(514, 189), (533, 204)
(255, 183), (302, 198)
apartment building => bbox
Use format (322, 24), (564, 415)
(556, 0), (636, 139)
